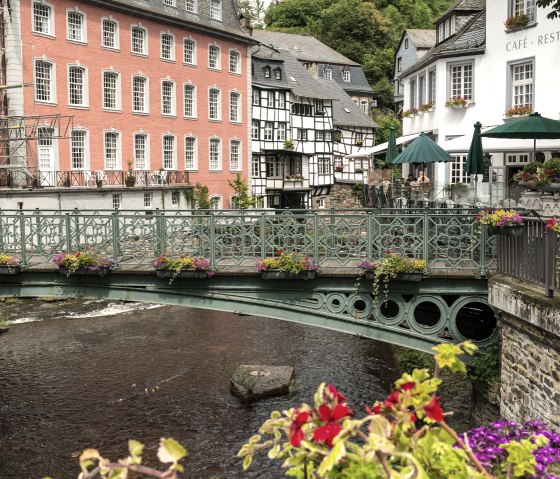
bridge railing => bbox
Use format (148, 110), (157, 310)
(496, 218), (560, 297)
(0, 208), (495, 275)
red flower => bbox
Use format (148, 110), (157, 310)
(384, 390), (400, 410)
(313, 403), (350, 447)
(424, 396), (444, 422)
(275, 249), (284, 256)
(289, 411), (309, 447)
(400, 381), (416, 392)
(366, 402), (382, 415)
(327, 384), (347, 403)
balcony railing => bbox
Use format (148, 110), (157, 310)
(0, 169), (190, 188)
(496, 218), (560, 297)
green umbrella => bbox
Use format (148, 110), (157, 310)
(465, 122), (485, 202)
(391, 133), (454, 165)
(385, 126), (398, 164)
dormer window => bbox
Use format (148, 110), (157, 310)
(324, 65), (332, 80)
(342, 67), (350, 83)
(263, 66), (271, 78)
(437, 16), (455, 43)
(274, 67), (282, 80)
(404, 38), (409, 49)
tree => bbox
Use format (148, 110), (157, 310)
(264, 0), (333, 32)
(184, 183), (211, 210)
(238, 0), (267, 28)
(228, 173), (260, 209)
(536, 0), (560, 18)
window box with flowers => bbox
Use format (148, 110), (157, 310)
(0, 253), (21, 275)
(445, 97), (470, 109)
(53, 252), (116, 277)
(357, 251), (425, 305)
(419, 102), (434, 113)
(402, 108), (418, 118)
(512, 158), (560, 191)
(504, 104), (532, 118)
(504, 14), (530, 31)
(152, 255), (215, 283)
(284, 174), (304, 181)
(257, 249), (320, 280)
(476, 209), (524, 237)
(335, 165), (344, 173)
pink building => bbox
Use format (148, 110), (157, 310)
(2, 0), (253, 209)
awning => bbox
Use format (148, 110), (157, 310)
(345, 133), (422, 159)
(441, 129), (560, 153)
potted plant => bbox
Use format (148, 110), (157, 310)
(504, 14), (530, 30)
(512, 158), (560, 190)
(125, 159), (136, 187)
(95, 171), (104, 188)
(283, 139), (295, 150)
(0, 253), (21, 275)
(402, 108), (418, 118)
(354, 168), (364, 174)
(505, 104), (532, 118)
(357, 251), (425, 305)
(476, 209), (524, 237)
(335, 165), (344, 173)
(445, 97), (469, 108)
(53, 251), (115, 277)
(546, 217), (560, 236)
(355, 139), (364, 146)
(256, 249), (320, 280)
(152, 255), (215, 283)
(420, 102), (434, 112)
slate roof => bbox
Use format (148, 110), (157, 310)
(439, 0), (485, 19)
(400, 9), (485, 77)
(82, 0), (254, 42)
(252, 30), (359, 66)
(406, 29), (437, 49)
(252, 45), (292, 90)
(317, 65), (373, 95)
(279, 52), (337, 100)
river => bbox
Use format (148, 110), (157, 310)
(0, 298), (399, 479)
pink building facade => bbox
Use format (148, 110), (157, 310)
(4, 0), (252, 208)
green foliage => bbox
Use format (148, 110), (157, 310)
(184, 183), (211, 210)
(393, 346), (434, 374)
(536, 0), (560, 19)
(351, 183), (364, 204)
(238, 0), (267, 28)
(228, 173), (260, 209)
(468, 339), (501, 388)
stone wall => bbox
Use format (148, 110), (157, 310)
(488, 276), (560, 430)
(317, 182), (362, 210)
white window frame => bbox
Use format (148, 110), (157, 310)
(171, 190), (180, 207)
(183, 83), (197, 118)
(185, 0), (198, 13)
(264, 122), (273, 141)
(162, 134), (177, 170)
(103, 130), (121, 170)
(277, 123), (286, 141)
(133, 132), (150, 170)
(447, 60), (474, 101)
(209, 137), (222, 171)
(342, 68), (351, 82)
(131, 75), (149, 114)
(508, 58), (534, 109)
(210, 196), (222, 210)
(184, 136), (198, 170)
(101, 17), (119, 50)
(66, 8), (87, 43)
(510, 0), (536, 22)
(317, 156), (330, 175)
(277, 92), (285, 109)
(208, 87), (221, 121)
(208, 44), (221, 70)
(67, 64), (88, 107)
(230, 139), (241, 171)
(251, 120), (259, 140)
(450, 155), (471, 184)
(32, 2), (55, 37)
(102, 69), (121, 111)
(70, 128), (89, 170)
(183, 37), (197, 65)
(229, 49), (241, 74)
(210, 0), (222, 21)
(252, 155), (260, 178)
(112, 193), (121, 209)
(229, 91), (241, 123)
(428, 68), (436, 103)
(34, 58), (56, 103)
(144, 192), (153, 208)
(131, 24), (148, 56)
(252, 89), (260, 106)
(163, 0), (177, 6)
(160, 31), (175, 61)
(161, 79), (176, 116)
(324, 65), (332, 79)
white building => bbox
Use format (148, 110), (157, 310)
(398, 0), (560, 205)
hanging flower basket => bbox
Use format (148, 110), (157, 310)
(0, 253), (21, 274)
(0, 265), (21, 275)
(53, 252), (115, 277)
(58, 265), (112, 277)
(257, 250), (320, 280)
(261, 270), (317, 280)
(494, 225), (524, 237)
(152, 255), (215, 284)
(155, 269), (211, 279)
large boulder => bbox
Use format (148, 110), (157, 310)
(230, 365), (294, 403)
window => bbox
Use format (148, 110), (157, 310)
(71, 130), (87, 169)
(252, 155), (260, 177)
(185, 136), (197, 170)
(208, 88), (220, 120)
(506, 153), (530, 164)
(450, 155), (470, 184)
(163, 0), (176, 5)
(263, 66), (271, 78)
(418, 74), (426, 106)
(102, 19), (118, 49)
(360, 100), (368, 113)
(266, 91), (274, 107)
(104, 131), (119, 169)
(208, 44), (220, 69)
(35, 60), (54, 103)
(33, 3), (53, 35)
(512, 0), (536, 22)
(185, 0), (198, 13)
(229, 50), (240, 73)
(132, 76), (148, 113)
(144, 192), (153, 208)
(161, 80), (176, 116)
(397, 57), (402, 72)
(297, 129), (308, 141)
(252, 89), (260, 106)
(103, 71), (120, 110)
(162, 135), (175, 169)
(183, 38), (196, 64)
(160, 33), (175, 60)
(251, 120), (259, 140)
(342, 68), (351, 82)
(183, 84), (196, 117)
(277, 123), (286, 141)
(131, 26), (147, 55)
(449, 62), (473, 100)
(209, 138), (221, 170)
(314, 99), (324, 114)
(210, 196), (221, 210)
(318, 156), (330, 175)
(274, 68), (282, 80)
(112, 194), (121, 209)
(230, 140), (241, 170)
(266, 156), (283, 178)
(68, 66), (86, 106)
(410, 77), (417, 109)
(134, 133), (148, 169)
(264, 122), (273, 141)
(171, 191), (180, 206)
(510, 60), (533, 109)
(292, 103), (312, 116)
(428, 69), (436, 103)
(277, 92), (285, 109)
(210, 0), (222, 21)
(67, 10), (85, 42)
(324, 66), (332, 79)
(229, 92), (240, 122)
(405, 38), (409, 49)
(316, 130), (324, 141)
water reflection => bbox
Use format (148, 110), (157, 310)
(0, 299), (399, 479)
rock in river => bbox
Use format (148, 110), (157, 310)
(230, 364), (294, 403)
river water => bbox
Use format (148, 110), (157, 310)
(0, 298), (399, 479)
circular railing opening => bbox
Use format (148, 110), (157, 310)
(455, 302), (496, 341)
(380, 300), (399, 319)
(413, 301), (441, 327)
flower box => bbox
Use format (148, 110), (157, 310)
(0, 265), (21, 275)
(261, 270), (317, 280)
(58, 266), (112, 277)
(365, 271), (423, 282)
(155, 269), (211, 279)
(494, 225), (524, 238)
